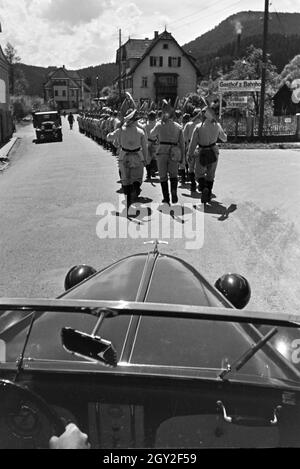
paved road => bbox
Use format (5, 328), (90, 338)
(0, 117), (300, 313)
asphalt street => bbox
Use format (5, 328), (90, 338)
(0, 117), (300, 313)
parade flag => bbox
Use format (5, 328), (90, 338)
(139, 100), (149, 114)
(125, 91), (137, 110)
(181, 97), (189, 113)
(120, 98), (129, 118)
(149, 100), (155, 111)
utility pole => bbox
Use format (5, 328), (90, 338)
(118, 29), (122, 103)
(258, 0), (269, 139)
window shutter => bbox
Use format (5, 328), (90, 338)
(159, 56), (163, 67)
(168, 57), (171, 67)
(178, 57), (181, 67)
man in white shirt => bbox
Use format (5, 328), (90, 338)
(188, 106), (227, 203)
(107, 109), (148, 209)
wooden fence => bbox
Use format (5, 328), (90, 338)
(221, 114), (300, 140)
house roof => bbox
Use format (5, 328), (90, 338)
(67, 70), (82, 80)
(45, 67), (91, 92)
(124, 31), (202, 78)
(123, 38), (153, 60)
(272, 83), (292, 100)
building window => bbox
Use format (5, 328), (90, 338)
(62, 90), (66, 97)
(150, 56), (163, 67)
(141, 77), (148, 88)
(55, 90), (58, 96)
(168, 57), (181, 67)
(163, 44), (169, 49)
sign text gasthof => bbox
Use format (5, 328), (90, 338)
(219, 80), (262, 92)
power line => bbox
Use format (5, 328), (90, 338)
(167, 0), (227, 26)
(124, 0), (243, 41)
(171, 0), (242, 33)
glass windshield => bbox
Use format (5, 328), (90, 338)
(0, 309), (131, 364)
(1, 306), (300, 387)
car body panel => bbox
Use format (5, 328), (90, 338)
(1, 250), (300, 448)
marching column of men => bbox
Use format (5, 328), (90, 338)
(77, 100), (227, 210)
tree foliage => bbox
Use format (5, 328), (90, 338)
(4, 42), (28, 96)
(103, 87), (126, 108)
(280, 54), (300, 86)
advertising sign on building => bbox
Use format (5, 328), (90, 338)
(219, 80), (262, 92)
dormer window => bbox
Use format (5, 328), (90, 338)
(163, 44), (169, 49)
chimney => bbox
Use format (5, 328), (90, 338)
(154, 31), (159, 39)
(236, 32), (241, 58)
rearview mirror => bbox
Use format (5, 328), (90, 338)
(61, 327), (117, 367)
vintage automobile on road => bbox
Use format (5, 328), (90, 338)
(0, 243), (300, 449)
(32, 111), (63, 143)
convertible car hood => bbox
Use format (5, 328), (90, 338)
(63, 252), (231, 307)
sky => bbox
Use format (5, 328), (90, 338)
(0, 0), (299, 69)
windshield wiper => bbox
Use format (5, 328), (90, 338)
(219, 327), (278, 380)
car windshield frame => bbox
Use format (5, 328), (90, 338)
(1, 298), (300, 388)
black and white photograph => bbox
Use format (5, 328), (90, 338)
(0, 0), (300, 451)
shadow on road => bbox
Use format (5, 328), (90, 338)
(158, 203), (194, 225)
(192, 199), (238, 221)
(217, 203), (238, 221)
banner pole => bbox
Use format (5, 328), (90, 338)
(219, 93), (222, 120)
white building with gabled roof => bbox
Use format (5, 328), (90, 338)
(116, 30), (201, 105)
(44, 66), (91, 111)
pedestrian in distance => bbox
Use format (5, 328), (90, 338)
(68, 112), (75, 130)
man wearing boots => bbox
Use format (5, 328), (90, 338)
(143, 111), (158, 181)
(183, 108), (203, 192)
(107, 109), (148, 210)
(150, 102), (184, 205)
(188, 106), (227, 203)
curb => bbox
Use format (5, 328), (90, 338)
(0, 137), (19, 171)
(0, 137), (19, 159)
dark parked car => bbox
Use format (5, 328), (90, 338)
(32, 111), (62, 143)
(0, 244), (300, 449)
